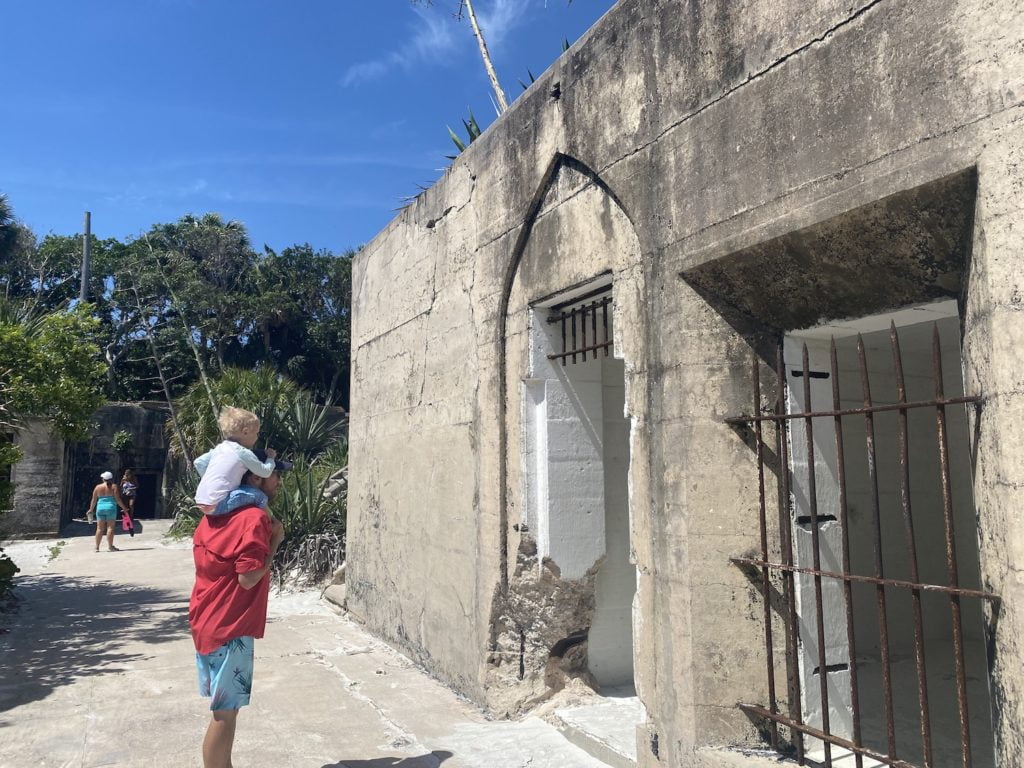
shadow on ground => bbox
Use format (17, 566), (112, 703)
(0, 573), (186, 716)
(323, 751), (454, 768)
(60, 519), (148, 538)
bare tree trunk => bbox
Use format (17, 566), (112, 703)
(125, 271), (192, 465)
(143, 239), (221, 423)
(462, 0), (509, 113)
(104, 343), (120, 394)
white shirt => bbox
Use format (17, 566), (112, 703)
(194, 441), (275, 506)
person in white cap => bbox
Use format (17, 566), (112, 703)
(87, 471), (128, 552)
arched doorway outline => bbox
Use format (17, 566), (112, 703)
(494, 151), (642, 593)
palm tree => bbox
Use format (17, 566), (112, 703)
(0, 194), (18, 262)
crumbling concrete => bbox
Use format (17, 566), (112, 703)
(3, 420), (65, 537)
(485, 537), (601, 717)
(348, 1), (1024, 766)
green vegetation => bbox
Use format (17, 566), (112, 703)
(47, 540), (67, 562)
(110, 429), (134, 453)
(0, 547), (18, 599)
(0, 301), (106, 507)
(1, 193), (352, 584)
(167, 368), (347, 584)
(447, 109), (483, 156)
(0, 206), (353, 409)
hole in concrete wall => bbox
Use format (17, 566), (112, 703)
(524, 277), (637, 692)
(785, 301), (994, 768)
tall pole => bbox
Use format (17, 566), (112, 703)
(80, 211), (91, 303)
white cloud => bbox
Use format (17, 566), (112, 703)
(341, 59), (391, 88)
(476, 0), (531, 48)
(340, 0), (528, 88)
(406, 8), (457, 61)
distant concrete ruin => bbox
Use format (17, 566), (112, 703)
(2, 403), (170, 537)
(347, 1), (1024, 766)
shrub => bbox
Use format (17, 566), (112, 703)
(272, 455), (346, 585)
(167, 455), (346, 583)
(110, 429), (134, 453)
(166, 367), (347, 584)
(0, 548), (19, 600)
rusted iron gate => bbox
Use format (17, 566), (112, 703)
(726, 324), (998, 768)
(546, 285), (613, 365)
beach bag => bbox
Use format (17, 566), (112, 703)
(122, 513), (134, 532)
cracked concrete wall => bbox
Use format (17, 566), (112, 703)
(349, 0), (1024, 765)
(3, 420), (65, 537)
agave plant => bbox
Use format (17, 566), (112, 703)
(270, 457), (344, 541)
(281, 398), (347, 462)
(446, 109), (483, 157)
(270, 453), (347, 585)
(167, 472), (203, 539)
(166, 367), (348, 582)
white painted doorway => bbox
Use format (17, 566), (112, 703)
(522, 281), (637, 691)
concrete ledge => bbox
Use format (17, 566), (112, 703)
(0, 531), (59, 541)
(551, 696), (644, 768)
(322, 583), (347, 611)
(694, 747), (799, 767)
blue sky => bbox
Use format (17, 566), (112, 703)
(0, 0), (617, 255)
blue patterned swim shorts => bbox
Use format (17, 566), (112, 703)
(196, 636), (255, 711)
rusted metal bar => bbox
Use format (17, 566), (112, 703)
(546, 295), (614, 365)
(724, 395), (981, 426)
(776, 344), (805, 763)
(560, 312), (567, 367)
(858, 335), (897, 760)
(753, 354), (780, 749)
(547, 339), (614, 361)
(889, 324), (933, 766)
(546, 294), (613, 322)
(602, 299), (609, 357)
(581, 305), (588, 362)
(800, 344), (833, 767)
(571, 307), (578, 364)
(830, 339), (864, 768)
(546, 285), (612, 313)
(729, 557), (1000, 601)
(933, 324), (973, 768)
(738, 704), (922, 768)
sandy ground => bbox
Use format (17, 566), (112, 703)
(0, 521), (610, 768)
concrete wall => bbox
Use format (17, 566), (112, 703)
(348, 0), (1024, 765)
(66, 403), (170, 525)
(2, 420), (65, 537)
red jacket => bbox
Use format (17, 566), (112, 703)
(188, 506), (271, 655)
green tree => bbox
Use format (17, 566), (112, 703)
(0, 194), (17, 262)
(143, 214), (259, 372)
(251, 245), (354, 403)
(0, 304), (106, 439)
(0, 301), (106, 507)
(0, 196), (43, 304)
(0, 198), (355, 409)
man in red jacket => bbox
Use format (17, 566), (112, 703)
(188, 454), (288, 768)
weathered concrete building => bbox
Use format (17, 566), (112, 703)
(2, 403), (170, 537)
(347, 1), (1024, 766)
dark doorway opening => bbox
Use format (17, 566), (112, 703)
(131, 472), (161, 518)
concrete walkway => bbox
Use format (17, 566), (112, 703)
(0, 522), (611, 768)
